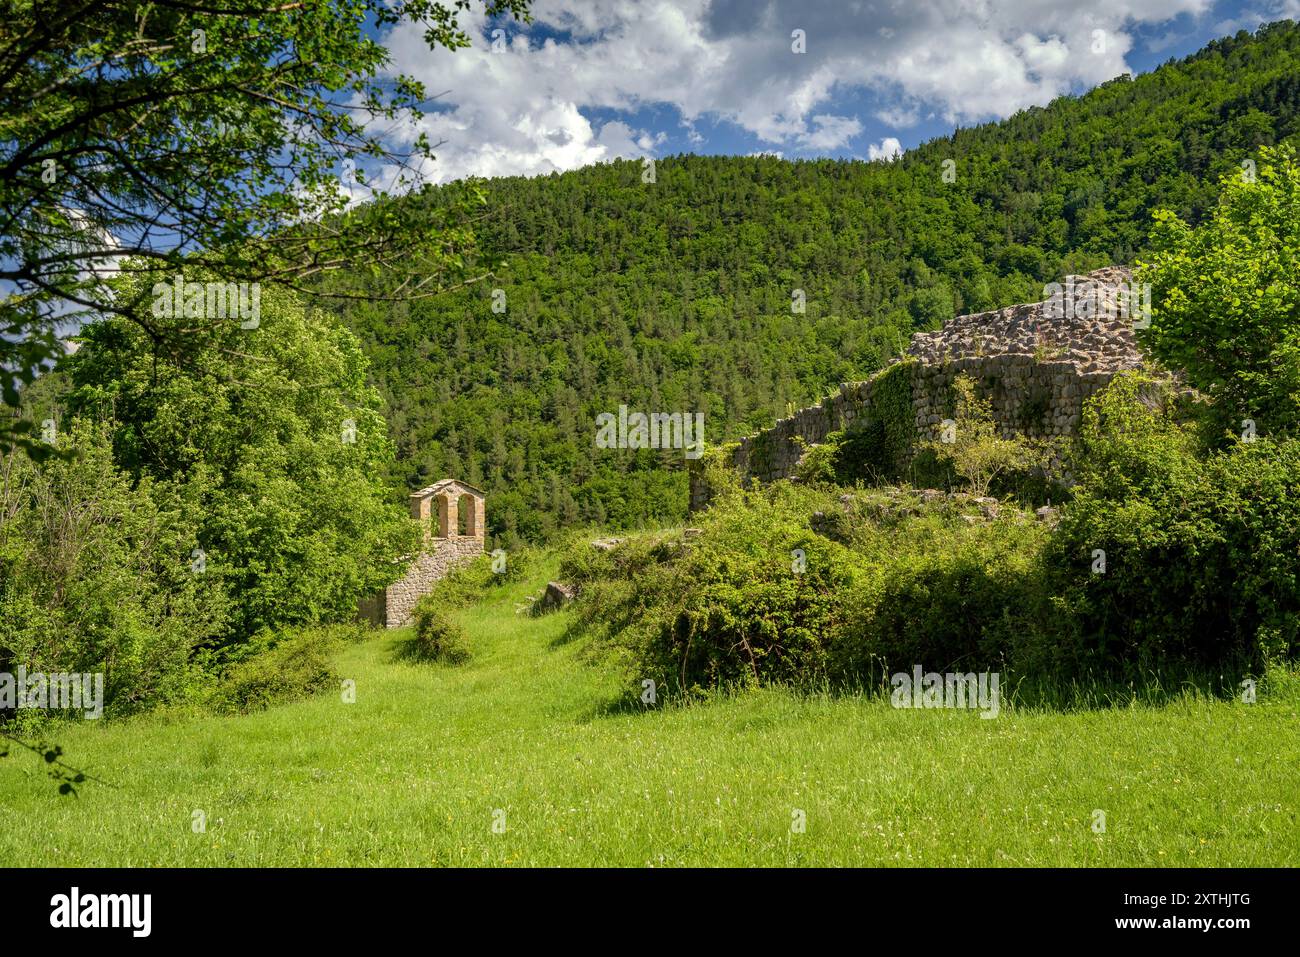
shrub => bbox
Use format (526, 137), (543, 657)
(403, 603), (470, 665)
(211, 626), (357, 714)
(565, 484), (877, 693)
(563, 481), (1071, 696)
(0, 422), (227, 720)
(687, 441), (743, 510)
(923, 375), (1045, 496)
(792, 436), (836, 485)
(834, 519), (1051, 681)
(1041, 372), (1300, 673)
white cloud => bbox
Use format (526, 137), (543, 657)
(595, 120), (664, 159)
(867, 137), (904, 162)
(799, 114), (863, 150)
(377, 0), (1219, 182)
(1210, 0), (1300, 34)
(876, 104), (921, 128)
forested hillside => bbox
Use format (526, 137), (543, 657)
(330, 21), (1300, 545)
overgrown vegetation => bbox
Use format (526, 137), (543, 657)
(1, 280), (417, 721)
(326, 21), (1300, 544)
(564, 363), (1300, 701)
(922, 375), (1049, 497)
(212, 626), (364, 714)
(1046, 374), (1300, 671)
(796, 361), (918, 486)
(402, 608), (471, 665)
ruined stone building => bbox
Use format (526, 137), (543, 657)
(359, 479), (486, 628)
(690, 267), (1147, 508)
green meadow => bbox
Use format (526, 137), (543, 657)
(2, 558), (1296, 868)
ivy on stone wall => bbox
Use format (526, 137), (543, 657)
(807, 361), (919, 485)
(871, 361), (918, 474)
(749, 431), (774, 478)
(689, 440), (743, 508)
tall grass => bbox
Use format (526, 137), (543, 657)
(0, 554), (1295, 867)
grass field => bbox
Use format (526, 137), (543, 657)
(2, 558), (1297, 867)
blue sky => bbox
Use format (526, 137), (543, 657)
(370, 0), (1299, 182)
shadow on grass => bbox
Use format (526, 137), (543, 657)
(570, 660), (1294, 724)
(546, 601), (646, 651)
(575, 692), (659, 723)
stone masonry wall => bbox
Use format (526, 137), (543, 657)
(377, 537), (484, 628)
(690, 267), (1144, 509)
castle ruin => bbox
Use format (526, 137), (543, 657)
(690, 267), (1146, 508)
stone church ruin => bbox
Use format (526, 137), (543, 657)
(358, 479), (486, 628)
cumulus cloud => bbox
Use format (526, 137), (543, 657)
(867, 137), (904, 162)
(799, 114), (864, 150)
(875, 104), (922, 128)
(1211, 0), (1300, 33)
(377, 0), (1218, 182)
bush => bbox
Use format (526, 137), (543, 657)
(211, 626), (359, 714)
(834, 519), (1051, 681)
(1045, 376), (1300, 672)
(564, 484), (879, 693)
(567, 374), (1300, 700)
(0, 422), (228, 721)
(923, 375), (1045, 496)
(563, 482), (1071, 696)
(402, 603), (470, 665)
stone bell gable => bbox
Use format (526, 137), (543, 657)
(409, 478), (487, 540)
(358, 479), (487, 628)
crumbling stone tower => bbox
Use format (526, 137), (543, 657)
(359, 479), (487, 628)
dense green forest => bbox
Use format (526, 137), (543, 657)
(327, 21), (1300, 546)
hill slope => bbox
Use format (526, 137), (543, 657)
(1, 558), (1295, 866)
(328, 21), (1300, 545)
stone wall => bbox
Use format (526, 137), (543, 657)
(910, 356), (1119, 441)
(690, 267), (1145, 509)
(729, 373), (897, 485)
(370, 536), (485, 628)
